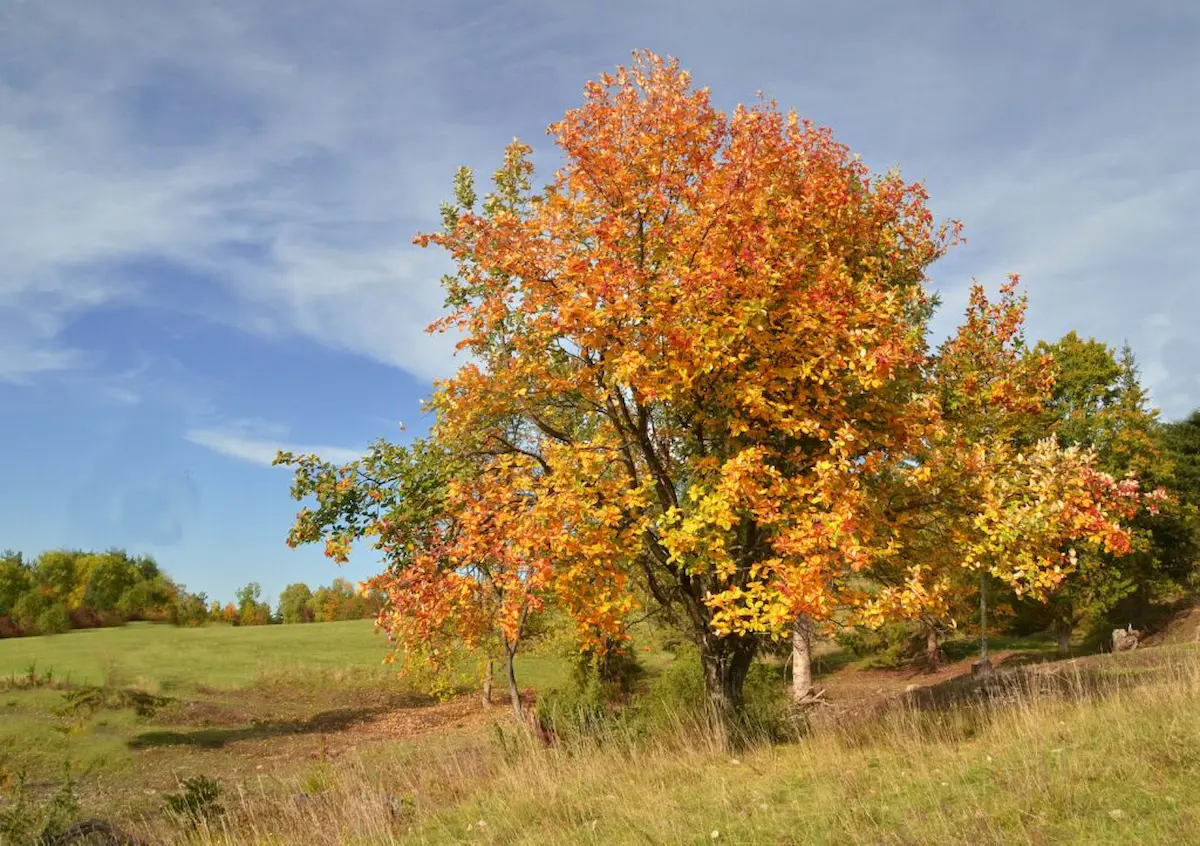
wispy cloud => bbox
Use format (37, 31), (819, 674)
(186, 423), (361, 467)
(2, 0), (1198, 416)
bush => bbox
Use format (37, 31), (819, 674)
(836, 622), (919, 669)
(535, 679), (615, 746)
(0, 616), (23, 638)
(35, 603), (71, 635)
(0, 766), (80, 845)
(67, 607), (104, 630)
(633, 645), (794, 744)
(164, 775), (225, 829)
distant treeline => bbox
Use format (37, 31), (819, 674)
(0, 548), (381, 638)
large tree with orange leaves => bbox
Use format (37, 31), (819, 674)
(281, 52), (1152, 736)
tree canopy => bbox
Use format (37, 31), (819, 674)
(278, 51), (1160, 737)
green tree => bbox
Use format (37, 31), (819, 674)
(1157, 409), (1200, 588)
(0, 551), (32, 617)
(81, 552), (139, 614)
(169, 590), (211, 627)
(1161, 410), (1200, 505)
(12, 590), (52, 632)
(1028, 335), (1177, 652)
(277, 582), (315, 623)
(34, 550), (82, 605)
(117, 575), (177, 621)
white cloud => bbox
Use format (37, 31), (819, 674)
(186, 423), (361, 467)
(0, 1), (488, 384)
(2, 0), (1197, 417)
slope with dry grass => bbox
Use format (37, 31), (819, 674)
(111, 644), (1200, 846)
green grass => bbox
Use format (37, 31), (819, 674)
(9, 621), (1199, 845)
(0, 620), (395, 692)
(0, 621), (579, 794)
(0, 620), (573, 695)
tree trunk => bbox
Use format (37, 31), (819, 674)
(791, 616), (814, 700)
(975, 570), (993, 678)
(699, 633), (757, 748)
(924, 624), (942, 672)
(1055, 619), (1072, 658)
(503, 648), (523, 720)
(481, 659), (494, 707)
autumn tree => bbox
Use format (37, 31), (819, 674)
(415, 52), (990, 732)
(234, 581), (271, 626)
(848, 284), (1157, 674)
(284, 53), (1152, 737)
(277, 437), (553, 718)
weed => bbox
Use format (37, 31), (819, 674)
(163, 775), (224, 829)
(0, 764), (80, 846)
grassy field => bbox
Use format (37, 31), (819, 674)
(3, 621), (1198, 844)
(0, 620), (574, 803)
(0, 620), (568, 694)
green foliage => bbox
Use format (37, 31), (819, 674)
(0, 552), (31, 618)
(1014, 336), (1197, 637)
(168, 590), (210, 627)
(538, 643), (791, 748)
(1162, 410), (1200, 503)
(836, 622), (919, 668)
(0, 547), (206, 638)
(0, 765), (80, 846)
(80, 553), (139, 614)
(308, 577), (381, 623)
(277, 582), (315, 623)
(34, 603), (71, 636)
(163, 775), (225, 828)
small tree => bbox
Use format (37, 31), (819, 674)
(234, 582), (271, 626)
(278, 582), (315, 623)
(278, 439), (552, 719)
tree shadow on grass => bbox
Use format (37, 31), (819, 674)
(129, 706), (383, 749)
(906, 646), (1196, 717)
(822, 645), (1200, 749)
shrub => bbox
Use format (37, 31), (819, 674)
(625, 644), (795, 745)
(35, 603), (71, 635)
(163, 775), (224, 829)
(67, 607), (104, 630)
(0, 766), (80, 845)
(535, 674), (617, 746)
(836, 622), (920, 668)
(0, 616), (23, 638)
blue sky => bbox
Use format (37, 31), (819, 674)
(2, 0), (1198, 605)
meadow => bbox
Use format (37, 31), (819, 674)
(2, 621), (1199, 845)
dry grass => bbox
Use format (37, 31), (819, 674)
(109, 644), (1200, 845)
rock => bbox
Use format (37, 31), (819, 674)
(1112, 626), (1142, 652)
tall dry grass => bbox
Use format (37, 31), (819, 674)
(132, 645), (1200, 845)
